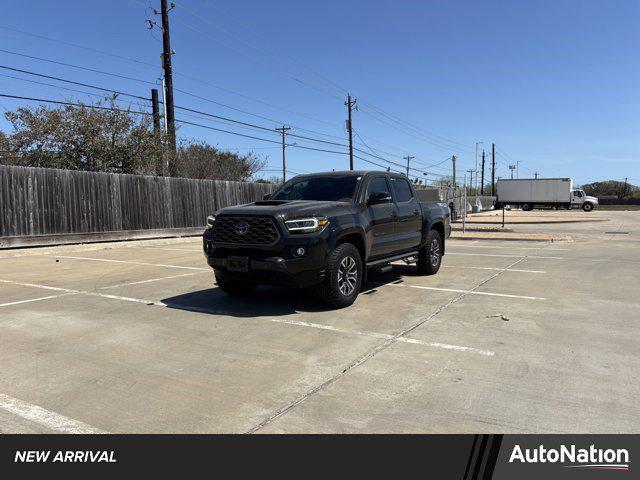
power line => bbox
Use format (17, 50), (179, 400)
(0, 49), (156, 85)
(0, 93), (151, 115)
(0, 25), (160, 70)
(0, 65), (151, 101)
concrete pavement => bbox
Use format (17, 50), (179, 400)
(0, 210), (638, 433)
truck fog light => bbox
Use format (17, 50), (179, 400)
(295, 247), (306, 257)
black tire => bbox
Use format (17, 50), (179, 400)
(215, 276), (257, 297)
(315, 243), (362, 308)
(522, 203), (533, 211)
(416, 229), (443, 276)
(582, 202), (593, 212)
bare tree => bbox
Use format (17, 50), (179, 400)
(175, 140), (266, 181)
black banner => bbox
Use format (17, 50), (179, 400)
(0, 434), (635, 478)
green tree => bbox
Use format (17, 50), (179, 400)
(1, 99), (268, 182)
(581, 180), (638, 199)
(2, 98), (161, 174)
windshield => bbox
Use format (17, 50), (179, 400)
(272, 175), (361, 202)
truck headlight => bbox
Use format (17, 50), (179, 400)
(284, 216), (329, 233)
(206, 215), (216, 229)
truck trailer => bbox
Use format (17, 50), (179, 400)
(495, 178), (598, 211)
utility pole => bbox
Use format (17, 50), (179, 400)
(467, 169), (474, 200)
(451, 155), (456, 189)
(509, 164), (516, 179)
(404, 155), (414, 177)
(475, 141), (483, 192)
(158, 0), (176, 173)
(516, 160), (520, 179)
(275, 125), (291, 183)
(534, 171), (539, 179)
(480, 149), (486, 195)
(151, 88), (162, 175)
(462, 173), (467, 233)
(345, 94), (357, 170)
(491, 143), (495, 195)
(623, 177), (628, 198)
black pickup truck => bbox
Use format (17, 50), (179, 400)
(203, 171), (450, 308)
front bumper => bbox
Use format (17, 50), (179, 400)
(203, 228), (330, 288)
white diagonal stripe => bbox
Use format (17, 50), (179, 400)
(0, 393), (106, 434)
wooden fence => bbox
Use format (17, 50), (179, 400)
(0, 165), (276, 241)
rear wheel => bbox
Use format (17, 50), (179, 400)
(582, 202), (594, 212)
(315, 243), (362, 308)
(522, 203), (533, 211)
(416, 229), (443, 275)
(215, 276), (257, 297)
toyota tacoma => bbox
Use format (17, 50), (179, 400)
(203, 171), (450, 308)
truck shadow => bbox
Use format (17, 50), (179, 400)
(160, 264), (417, 318)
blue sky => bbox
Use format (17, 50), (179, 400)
(0, 0), (638, 185)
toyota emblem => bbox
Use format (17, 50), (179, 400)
(233, 220), (250, 235)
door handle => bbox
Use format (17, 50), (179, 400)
(390, 211), (398, 218)
(413, 209), (419, 215)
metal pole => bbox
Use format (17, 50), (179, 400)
(481, 149), (486, 195)
(161, 77), (168, 134)
(491, 143), (495, 195)
(451, 155), (456, 189)
(462, 173), (467, 234)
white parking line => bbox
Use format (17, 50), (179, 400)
(385, 283), (545, 300)
(99, 271), (208, 289)
(0, 292), (77, 308)
(52, 255), (209, 271)
(0, 393), (106, 434)
(140, 246), (202, 253)
(446, 252), (563, 259)
(0, 279), (165, 306)
(395, 337), (495, 356)
(443, 265), (546, 274)
(268, 318), (494, 356)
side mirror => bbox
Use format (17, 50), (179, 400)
(367, 191), (392, 205)
(263, 193), (272, 200)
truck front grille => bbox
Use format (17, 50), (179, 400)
(211, 216), (279, 246)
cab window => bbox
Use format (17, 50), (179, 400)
(390, 177), (413, 202)
(573, 190), (583, 197)
(367, 177), (391, 197)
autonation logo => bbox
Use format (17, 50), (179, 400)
(509, 444), (630, 471)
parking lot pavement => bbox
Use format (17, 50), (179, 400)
(0, 210), (639, 433)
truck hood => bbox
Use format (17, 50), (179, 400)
(585, 195), (599, 204)
(215, 200), (352, 220)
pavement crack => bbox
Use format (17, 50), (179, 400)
(244, 254), (530, 434)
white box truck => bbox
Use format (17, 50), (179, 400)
(495, 178), (599, 212)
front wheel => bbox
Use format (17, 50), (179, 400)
(582, 202), (594, 212)
(416, 230), (443, 275)
(315, 243), (362, 308)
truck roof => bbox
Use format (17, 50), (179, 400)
(291, 170), (405, 178)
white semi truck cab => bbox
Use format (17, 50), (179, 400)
(570, 189), (599, 211)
